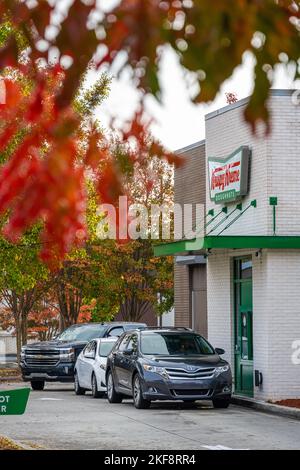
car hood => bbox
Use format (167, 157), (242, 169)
(143, 354), (226, 369)
(23, 340), (87, 350)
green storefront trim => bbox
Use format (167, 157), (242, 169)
(153, 235), (300, 257)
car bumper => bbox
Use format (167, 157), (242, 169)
(141, 372), (232, 401)
(95, 372), (107, 392)
(20, 362), (75, 383)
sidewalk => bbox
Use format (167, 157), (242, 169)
(232, 394), (300, 420)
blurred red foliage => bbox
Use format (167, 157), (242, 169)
(1, 0), (296, 266)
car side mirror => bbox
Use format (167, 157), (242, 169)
(123, 348), (134, 356)
(215, 348), (225, 355)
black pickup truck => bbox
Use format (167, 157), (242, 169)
(20, 322), (146, 390)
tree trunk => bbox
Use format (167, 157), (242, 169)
(57, 284), (83, 331)
(119, 297), (153, 322)
(15, 316), (22, 366)
(21, 311), (28, 346)
(1, 287), (43, 364)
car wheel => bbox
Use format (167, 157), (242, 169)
(91, 373), (104, 398)
(31, 380), (45, 391)
(74, 372), (85, 396)
(133, 374), (151, 409)
(107, 371), (123, 403)
(212, 397), (231, 409)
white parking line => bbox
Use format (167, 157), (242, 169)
(202, 444), (249, 450)
(38, 398), (63, 401)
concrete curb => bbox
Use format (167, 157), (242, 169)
(231, 395), (300, 420)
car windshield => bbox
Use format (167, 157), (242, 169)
(56, 325), (107, 342)
(141, 333), (215, 356)
(99, 341), (116, 357)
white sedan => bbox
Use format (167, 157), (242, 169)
(74, 337), (117, 398)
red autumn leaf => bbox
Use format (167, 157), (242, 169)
(0, 36), (19, 69)
(97, 161), (124, 206)
(0, 79), (23, 115)
(85, 131), (108, 170)
(25, 83), (45, 122)
(54, 0), (98, 109)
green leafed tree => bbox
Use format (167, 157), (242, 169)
(0, 73), (111, 351)
(88, 140), (175, 323)
(0, 226), (49, 361)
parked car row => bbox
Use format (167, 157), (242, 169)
(20, 322), (146, 390)
(20, 322), (232, 410)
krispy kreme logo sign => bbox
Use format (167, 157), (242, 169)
(208, 146), (250, 203)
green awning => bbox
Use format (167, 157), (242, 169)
(153, 236), (300, 257)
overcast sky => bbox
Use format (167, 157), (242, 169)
(91, 49), (299, 151)
(68, 0), (300, 152)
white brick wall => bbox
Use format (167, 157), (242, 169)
(207, 250), (233, 365)
(208, 249), (300, 400)
(258, 250), (300, 400)
(205, 102), (269, 236)
(0, 334), (17, 355)
(268, 96), (300, 235)
(253, 250), (300, 400)
(205, 91), (300, 236)
(205, 92), (300, 401)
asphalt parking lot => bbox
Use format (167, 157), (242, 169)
(1, 382), (300, 450)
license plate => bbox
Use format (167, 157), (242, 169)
(31, 373), (47, 378)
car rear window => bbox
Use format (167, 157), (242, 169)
(99, 341), (116, 357)
(141, 333), (215, 356)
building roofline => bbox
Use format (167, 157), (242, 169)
(205, 89), (298, 121)
(176, 139), (205, 155)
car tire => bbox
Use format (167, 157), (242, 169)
(31, 380), (45, 391)
(212, 397), (231, 409)
(91, 373), (104, 398)
(107, 371), (123, 403)
(133, 374), (151, 409)
(74, 372), (86, 396)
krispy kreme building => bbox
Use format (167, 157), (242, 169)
(155, 90), (300, 401)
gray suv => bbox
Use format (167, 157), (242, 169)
(106, 328), (232, 409)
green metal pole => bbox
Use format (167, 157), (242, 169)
(269, 197), (277, 236)
(273, 205), (276, 236)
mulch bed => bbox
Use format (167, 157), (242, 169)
(0, 436), (23, 450)
(273, 399), (300, 409)
(0, 368), (21, 382)
(0, 368), (20, 377)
